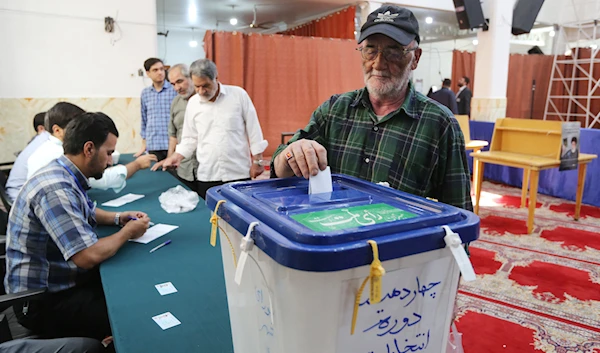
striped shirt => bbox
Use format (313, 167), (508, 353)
(271, 82), (473, 211)
(4, 156), (98, 293)
(141, 81), (177, 151)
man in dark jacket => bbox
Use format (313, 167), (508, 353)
(456, 76), (472, 116)
(429, 78), (458, 114)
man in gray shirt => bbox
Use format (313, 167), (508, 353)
(152, 63), (198, 191)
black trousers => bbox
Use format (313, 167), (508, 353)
(197, 178), (250, 200)
(14, 270), (111, 341)
(0, 337), (104, 353)
(148, 150), (168, 161)
(177, 175), (198, 192)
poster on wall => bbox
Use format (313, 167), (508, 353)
(559, 121), (581, 171)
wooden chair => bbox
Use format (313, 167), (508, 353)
(455, 115), (489, 197)
(471, 118), (597, 233)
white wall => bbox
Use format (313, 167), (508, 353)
(413, 39), (474, 95)
(0, 0), (158, 98)
(157, 29), (206, 68)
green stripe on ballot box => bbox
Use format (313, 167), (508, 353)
(291, 203), (417, 232)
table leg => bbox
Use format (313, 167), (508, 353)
(527, 170), (540, 234)
(474, 160), (485, 215)
(471, 148), (482, 198)
(521, 168), (530, 208)
(575, 163), (588, 220)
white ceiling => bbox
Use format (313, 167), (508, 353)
(156, 0), (462, 41)
(156, 0), (358, 33)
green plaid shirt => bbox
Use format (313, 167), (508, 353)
(271, 82), (473, 211)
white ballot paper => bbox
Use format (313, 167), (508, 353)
(308, 166), (333, 194)
(129, 224), (179, 244)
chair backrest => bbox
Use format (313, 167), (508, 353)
(0, 172), (12, 214)
(454, 115), (471, 144)
(490, 118), (563, 159)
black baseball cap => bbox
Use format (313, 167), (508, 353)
(358, 5), (420, 46)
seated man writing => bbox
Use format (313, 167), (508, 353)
(5, 112), (50, 202)
(5, 112), (151, 341)
(26, 102), (156, 193)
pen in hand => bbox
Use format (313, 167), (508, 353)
(149, 240), (171, 253)
(128, 216), (155, 226)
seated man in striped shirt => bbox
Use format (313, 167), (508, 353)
(271, 5), (472, 211)
(5, 112), (151, 341)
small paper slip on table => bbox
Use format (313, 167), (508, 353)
(101, 193), (145, 207)
(206, 175), (480, 353)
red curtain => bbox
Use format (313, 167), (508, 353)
(572, 48), (600, 128)
(506, 54), (554, 119)
(451, 50), (476, 94)
(280, 6), (356, 40)
(204, 32), (364, 157)
(546, 54), (569, 122)
(452, 50), (555, 120)
(204, 31), (245, 87)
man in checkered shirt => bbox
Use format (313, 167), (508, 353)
(5, 112), (151, 341)
(271, 5), (472, 211)
(135, 57), (177, 161)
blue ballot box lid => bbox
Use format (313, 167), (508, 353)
(206, 175), (479, 272)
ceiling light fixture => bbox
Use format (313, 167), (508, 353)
(549, 30), (555, 37)
(188, 3), (197, 22)
(189, 27), (197, 48)
(229, 5), (238, 26)
(591, 44), (598, 49)
(473, 39), (479, 46)
(425, 17), (433, 24)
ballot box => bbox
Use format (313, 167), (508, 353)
(206, 174), (479, 353)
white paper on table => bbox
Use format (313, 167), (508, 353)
(101, 193), (145, 207)
(308, 166), (333, 194)
(129, 224), (179, 244)
(155, 282), (178, 296)
(152, 312), (181, 330)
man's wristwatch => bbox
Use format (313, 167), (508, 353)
(253, 159), (266, 167)
(114, 213), (121, 226)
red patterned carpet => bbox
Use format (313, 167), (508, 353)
(456, 181), (600, 353)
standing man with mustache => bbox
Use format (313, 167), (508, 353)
(271, 5), (472, 211)
(151, 63), (199, 191)
(160, 59), (268, 199)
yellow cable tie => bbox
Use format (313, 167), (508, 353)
(350, 240), (386, 336)
(351, 276), (370, 335)
(210, 200), (227, 247)
(218, 225), (238, 268)
(368, 240), (385, 304)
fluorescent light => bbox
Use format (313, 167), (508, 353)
(188, 3), (197, 22)
(549, 30), (555, 37)
(230, 17), (238, 26)
(591, 44), (598, 49)
(565, 49), (572, 56)
(425, 17), (433, 24)
(473, 39), (479, 46)
(189, 40), (198, 48)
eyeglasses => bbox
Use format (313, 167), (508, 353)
(356, 46), (419, 62)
